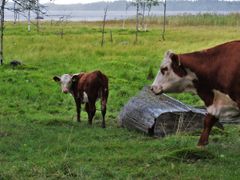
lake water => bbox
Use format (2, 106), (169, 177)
(4, 10), (239, 21)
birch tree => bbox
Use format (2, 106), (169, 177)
(145, 0), (160, 31)
(0, 0), (46, 65)
(101, 5), (108, 47)
(161, 0), (166, 40)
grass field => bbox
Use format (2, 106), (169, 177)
(0, 19), (240, 179)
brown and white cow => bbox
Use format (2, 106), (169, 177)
(151, 40), (240, 146)
(53, 70), (109, 128)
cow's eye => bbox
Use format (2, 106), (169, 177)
(160, 67), (168, 75)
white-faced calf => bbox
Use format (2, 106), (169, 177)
(151, 41), (240, 147)
(53, 70), (109, 128)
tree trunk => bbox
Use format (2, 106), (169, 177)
(122, 2), (128, 30)
(13, 2), (17, 24)
(135, 2), (139, 44)
(119, 86), (239, 136)
(36, 0), (40, 32)
(145, 6), (152, 32)
(119, 87), (207, 137)
(161, 0), (167, 41)
(110, 30), (113, 43)
(28, 9), (31, 32)
(141, 2), (146, 31)
(0, 0), (6, 65)
(101, 6), (108, 47)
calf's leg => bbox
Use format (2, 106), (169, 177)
(74, 97), (81, 122)
(198, 114), (217, 147)
(101, 98), (107, 128)
(85, 102), (96, 125)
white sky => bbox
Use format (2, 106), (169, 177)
(39, 0), (239, 5)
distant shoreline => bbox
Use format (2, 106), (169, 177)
(4, 10), (240, 22)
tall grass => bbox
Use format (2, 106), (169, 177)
(121, 13), (240, 27)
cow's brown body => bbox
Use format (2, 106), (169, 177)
(174, 41), (240, 145)
(54, 70), (108, 128)
(151, 40), (240, 146)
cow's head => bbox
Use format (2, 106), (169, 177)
(53, 73), (80, 94)
(151, 51), (196, 95)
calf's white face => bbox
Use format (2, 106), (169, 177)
(53, 74), (73, 93)
(151, 51), (197, 94)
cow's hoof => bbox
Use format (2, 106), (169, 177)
(215, 122), (224, 130)
(101, 124), (106, 128)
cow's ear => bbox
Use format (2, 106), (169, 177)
(170, 53), (181, 66)
(53, 76), (60, 82)
(170, 54), (187, 77)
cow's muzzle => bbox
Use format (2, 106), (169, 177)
(151, 85), (163, 95)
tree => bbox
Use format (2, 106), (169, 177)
(101, 5), (108, 47)
(132, 0), (141, 43)
(12, 0), (43, 32)
(13, 1), (20, 24)
(145, 0), (160, 31)
(161, 0), (167, 40)
(147, 0), (160, 16)
(17, 0), (39, 32)
(0, 0), (47, 65)
(122, 1), (131, 29)
(0, 0), (6, 65)
(132, 0), (143, 31)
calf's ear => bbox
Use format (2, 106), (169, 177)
(53, 76), (60, 82)
(71, 74), (80, 82)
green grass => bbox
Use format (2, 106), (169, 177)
(0, 20), (240, 179)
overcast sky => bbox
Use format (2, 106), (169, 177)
(39, 0), (239, 4)
(40, 0), (114, 4)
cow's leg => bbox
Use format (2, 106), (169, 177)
(74, 97), (81, 122)
(195, 86), (217, 146)
(235, 97), (240, 109)
(101, 98), (107, 128)
(86, 102), (96, 125)
(198, 114), (218, 147)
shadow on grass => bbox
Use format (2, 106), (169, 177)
(189, 127), (227, 137)
(1, 64), (38, 71)
(33, 119), (80, 128)
(0, 131), (12, 137)
(161, 148), (215, 163)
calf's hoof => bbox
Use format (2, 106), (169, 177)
(197, 141), (208, 148)
(197, 145), (206, 149)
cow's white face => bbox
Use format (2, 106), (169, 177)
(53, 74), (74, 94)
(151, 51), (197, 94)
